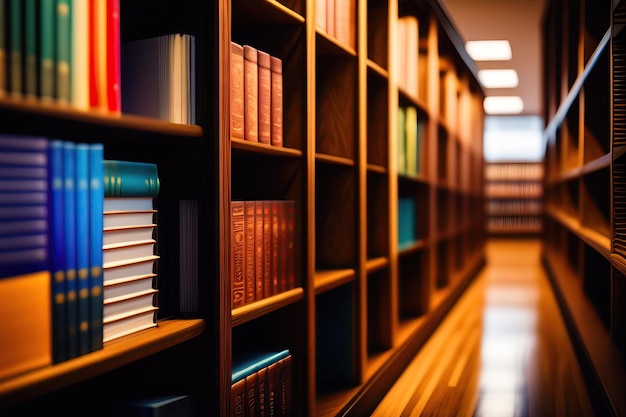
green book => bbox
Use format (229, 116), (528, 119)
(405, 106), (418, 176)
(0, 0), (6, 96)
(397, 106), (406, 175)
(9, 0), (22, 98)
(56, 0), (71, 104)
(40, 0), (56, 101)
(103, 160), (161, 197)
(24, 0), (37, 99)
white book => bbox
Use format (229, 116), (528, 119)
(103, 225), (157, 246)
(103, 239), (156, 266)
(104, 196), (154, 212)
(103, 211), (156, 229)
(104, 289), (158, 322)
(104, 273), (156, 301)
(103, 256), (159, 284)
(103, 306), (158, 342)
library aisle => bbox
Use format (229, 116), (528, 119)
(371, 238), (595, 416)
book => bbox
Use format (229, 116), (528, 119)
(262, 201), (272, 298)
(102, 305), (157, 342)
(56, 0), (71, 104)
(103, 224), (156, 246)
(71, 0), (89, 110)
(231, 349), (291, 385)
(104, 273), (155, 301)
(279, 201), (288, 293)
(271, 201), (280, 295)
(286, 200), (295, 291)
(0, 0), (5, 96)
(243, 45), (258, 142)
(103, 289), (157, 322)
(24, 0), (38, 100)
(115, 394), (191, 417)
(257, 50), (271, 144)
(231, 378), (245, 417)
(244, 368), (258, 417)
(397, 106), (406, 175)
(39, 0), (55, 102)
(254, 201), (264, 300)
(9, 0), (22, 98)
(95, 0), (108, 111)
(398, 197), (416, 247)
(270, 56), (283, 147)
(104, 196), (155, 212)
(405, 106), (418, 176)
(0, 270), (52, 380)
(315, 0), (327, 33)
(103, 255), (158, 283)
(104, 210), (156, 229)
(230, 41), (244, 140)
(63, 141), (78, 359)
(104, 160), (160, 197)
(244, 201), (255, 304)
(106, 0), (121, 113)
(335, 0), (356, 50)
(257, 366), (268, 416)
(103, 239), (156, 265)
(89, 143), (104, 351)
(75, 144), (91, 355)
(231, 201), (245, 308)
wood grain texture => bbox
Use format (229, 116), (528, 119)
(372, 238), (594, 416)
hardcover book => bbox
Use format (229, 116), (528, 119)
(103, 255), (158, 283)
(243, 45), (258, 142)
(71, 0), (89, 109)
(257, 50), (271, 144)
(89, 143), (104, 351)
(104, 160), (160, 197)
(103, 289), (157, 322)
(63, 141), (78, 359)
(104, 273), (155, 301)
(244, 200), (255, 304)
(231, 201), (245, 308)
(56, 0), (72, 104)
(270, 56), (283, 147)
(254, 201), (264, 300)
(40, 0), (55, 102)
(102, 305), (157, 342)
(75, 144), (91, 355)
(24, 0), (37, 100)
(230, 42), (244, 140)
(9, 0), (23, 98)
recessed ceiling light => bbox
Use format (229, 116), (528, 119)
(483, 96), (524, 114)
(478, 69), (519, 88)
(465, 40), (512, 61)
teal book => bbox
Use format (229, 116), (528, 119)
(75, 143), (90, 355)
(9, 0), (22, 98)
(398, 197), (416, 247)
(47, 140), (68, 363)
(40, 0), (55, 101)
(114, 395), (191, 417)
(0, 0), (6, 96)
(231, 349), (290, 384)
(56, 0), (71, 104)
(103, 160), (160, 197)
(89, 143), (104, 351)
(24, 0), (38, 99)
(63, 141), (78, 359)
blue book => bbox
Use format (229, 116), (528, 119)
(89, 143), (104, 351)
(63, 141), (78, 359)
(0, 134), (49, 151)
(47, 140), (67, 363)
(103, 160), (160, 197)
(231, 349), (290, 384)
(75, 144), (90, 355)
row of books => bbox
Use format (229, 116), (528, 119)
(0, 0), (121, 113)
(398, 197), (418, 248)
(0, 134), (160, 382)
(315, 0), (356, 50)
(122, 33), (196, 125)
(485, 163), (544, 180)
(486, 200), (542, 214)
(231, 200), (295, 309)
(486, 216), (542, 232)
(484, 182), (543, 198)
(231, 349), (292, 417)
(398, 105), (423, 176)
(230, 42), (283, 147)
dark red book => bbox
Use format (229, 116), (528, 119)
(263, 201), (273, 298)
(270, 56), (283, 147)
(255, 200), (264, 301)
(244, 201), (256, 304)
(232, 201), (245, 308)
(243, 45), (258, 142)
(257, 50), (271, 145)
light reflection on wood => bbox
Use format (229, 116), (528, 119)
(372, 238), (594, 416)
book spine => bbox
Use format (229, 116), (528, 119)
(257, 366), (268, 416)
(106, 0), (120, 113)
(232, 201), (245, 308)
(63, 141), (78, 359)
(0, 0), (5, 96)
(47, 140), (67, 363)
(96, 0), (107, 111)
(88, 0), (98, 108)
(315, 0), (327, 32)
(335, 0), (356, 50)
(263, 201), (272, 298)
(257, 50), (271, 145)
(270, 56), (283, 147)
(244, 200), (255, 304)
(75, 143), (90, 356)
(243, 45), (258, 142)
(24, 0), (37, 100)
(279, 355), (292, 416)
(56, 0), (71, 105)
(71, 0), (89, 110)
(255, 200), (264, 300)
(40, 0), (55, 101)
(397, 106), (406, 175)
(9, 0), (23, 98)
(266, 359), (280, 417)
(103, 160), (160, 197)
(405, 106), (417, 176)
(89, 143), (104, 351)
(286, 201), (295, 291)
(230, 42), (244, 140)
(231, 378), (245, 417)
(271, 201), (279, 295)
(245, 370), (258, 417)
(279, 201), (288, 293)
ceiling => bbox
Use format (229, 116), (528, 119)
(439, 0), (548, 118)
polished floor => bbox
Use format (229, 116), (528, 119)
(372, 238), (595, 417)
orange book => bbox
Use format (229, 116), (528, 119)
(243, 45), (258, 142)
(244, 201), (256, 303)
(270, 56), (283, 147)
(231, 201), (245, 308)
(230, 42), (245, 140)
(257, 50), (272, 144)
(255, 200), (264, 300)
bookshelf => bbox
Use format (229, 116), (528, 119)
(542, 0), (626, 415)
(484, 162), (543, 235)
(0, 0), (485, 416)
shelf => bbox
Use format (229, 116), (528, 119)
(314, 269), (356, 295)
(232, 288), (305, 327)
(0, 319), (205, 408)
(231, 138), (303, 157)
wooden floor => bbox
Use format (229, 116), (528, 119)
(371, 238), (595, 417)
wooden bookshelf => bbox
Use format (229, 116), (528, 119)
(0, 0), (485, 416)
(484, 162), (544, 235)
(542, 0), (626, 415)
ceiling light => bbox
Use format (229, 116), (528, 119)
(483, 96), (524, 114)
(478, 69), (519, 88)
(465, 40), (512, 61)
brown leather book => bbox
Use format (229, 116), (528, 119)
(257, 50), (272, 144)
(270, 56), (283, 147)
(243, 45), (259, 142)
(230, 42), (245, 140)
(231, 201), (245, 308)
(245, 200), (256, 303)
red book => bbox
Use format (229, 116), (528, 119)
(254, 201), (264, 300)
(279, 201), (288, 293)
(270, 56), (283, 147)
(231, 378), (245, 417)
(244, 201), (256, 304)
(230, 42), (245, 140)
(286, 201), (295, 290)
(263, 201), (272, 298)
(232, 201), (245, 308)
(106, 0), (121, 113)
(88, 0), (99, 108)
(243, 45), (258, 142)
(257, 50), (271, 144)
(245, 371), (258, 417)
(271, 201), (280, 295)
